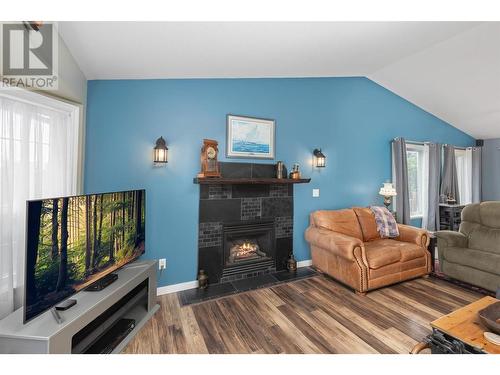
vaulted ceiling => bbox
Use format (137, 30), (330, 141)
(369, 23), (500, 140)
(59, 22), (500, 139)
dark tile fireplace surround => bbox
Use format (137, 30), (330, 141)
(198, 162), (295, 285)
(178, 162), (317, 306)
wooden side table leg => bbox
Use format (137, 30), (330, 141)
(427, 234), (437, 274)
(410, 342), (430, 354)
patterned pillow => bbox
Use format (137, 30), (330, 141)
(370, 206), (399, 238)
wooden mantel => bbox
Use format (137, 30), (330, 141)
(193, 177), (311, 185)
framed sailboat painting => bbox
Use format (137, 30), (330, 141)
(226, 115), (275, 159)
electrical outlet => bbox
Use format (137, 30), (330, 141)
(312, 189), (320, 198)
(159, 258), (167, 270)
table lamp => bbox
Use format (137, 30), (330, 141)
(379, 182), (397, 209)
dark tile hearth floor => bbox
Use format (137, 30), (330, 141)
(179, 267), (318, 306)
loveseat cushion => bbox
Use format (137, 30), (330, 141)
(353, 207), (380, 242)
(312, 209), (363, 240)
(364, 239), (401, 269)
(444, 247), (500, 276)
(364, 239), (425, 269)
(399, 242), (427, 262)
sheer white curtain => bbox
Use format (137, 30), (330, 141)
(463, 148), (473, 205)
(0, 93), (80, 319)
(455, 148), (473, 205)
(421, 144), (430, 228)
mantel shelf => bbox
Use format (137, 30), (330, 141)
(193, 177), (311, 185)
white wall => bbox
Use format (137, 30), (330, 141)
(482, 138), (500, 201)
(54, 28), (87, 104)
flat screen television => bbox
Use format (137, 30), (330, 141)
(24, 189), (146, 323)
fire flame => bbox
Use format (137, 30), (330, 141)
(235, 242), (257, 257)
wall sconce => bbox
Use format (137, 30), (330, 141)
(313, 148), (326, 168)
(153, 137), (168, 164)
(379, 182), (397, 209)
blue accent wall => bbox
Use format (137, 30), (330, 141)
(84, 77), (474, 287)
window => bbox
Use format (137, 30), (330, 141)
(0, 90), (81, 319)
(406, 144), (426, 218)
(455, 148), (472, 205)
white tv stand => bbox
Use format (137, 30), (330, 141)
(0, 260), (159, 354)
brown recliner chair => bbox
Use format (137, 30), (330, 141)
(305, 207), (431, 295)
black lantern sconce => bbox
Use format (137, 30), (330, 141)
(313, 148), (326, 168)
(154, 137), (168, 164)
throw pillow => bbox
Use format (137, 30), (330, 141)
(370, 206), (399, 238)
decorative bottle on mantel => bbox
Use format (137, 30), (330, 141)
(276, 161), (284, 179)
(289, 163), (301, 179)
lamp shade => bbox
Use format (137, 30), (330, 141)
(154, 136), (168, 163)
(313, 148), (326, 168)
(379, 182), (397, 197)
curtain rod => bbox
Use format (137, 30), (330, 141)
(391, 138), (427, 146)
(0, 92), (76, 115)
(444, 144), (467, 151)
(391, 138), (472, 150)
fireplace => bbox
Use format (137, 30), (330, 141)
(221, 220), (276, 282)
(197, 162), (297, 285)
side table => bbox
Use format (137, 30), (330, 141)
(427, 231), (437, 273)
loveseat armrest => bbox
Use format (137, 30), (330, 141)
(305, 226), (364, 262)
(435, 230), (468, 248)
(397, 224), (429, 248)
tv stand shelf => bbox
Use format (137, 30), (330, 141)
(0, 260), (159, 354)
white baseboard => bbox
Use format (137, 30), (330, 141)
(157, 280), (199, 296)
(297, 259), (312, 267)
(156, 259), (313, 296)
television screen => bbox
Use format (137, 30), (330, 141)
(24, 189), (145, 323)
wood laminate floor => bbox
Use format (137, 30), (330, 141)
(123, 275), (482, 354)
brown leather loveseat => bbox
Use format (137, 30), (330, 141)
(305, 207), (431, 294)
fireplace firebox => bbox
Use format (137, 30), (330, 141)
(228, 240), (267, 264)
(221, 220), (276, 282)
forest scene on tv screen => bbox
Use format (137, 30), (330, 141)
(25, 190), (145, 322)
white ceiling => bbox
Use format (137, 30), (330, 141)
(59, 22), (500, 138)
(369, 22), (500, 140)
